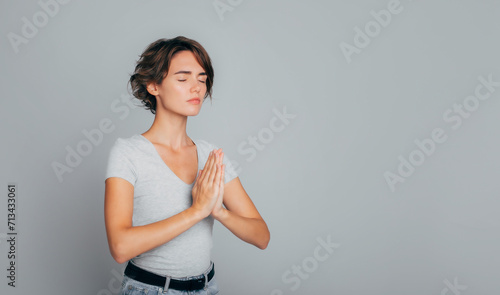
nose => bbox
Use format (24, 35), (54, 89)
(191, 80), (201, 92)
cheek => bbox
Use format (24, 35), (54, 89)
(166, 83), (188, 96)
(173, 84), (184, 92)
(199, 84), (207, 95)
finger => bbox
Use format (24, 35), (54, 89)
(207, 150), (218, 184)
(218, 150), (224, 165)
(214, 166), (222, 194)
(210, 162), (220, 186)
(221, 164), (225, 187)
(222, 164), (225, 181)
(215, 151), (223, 177)
(203, 151), (213, 170)
(197, 169), (202, 182)
(214, 163), (223, 186)
(217, 164), (223, 190)
(200, 151), (215, 183)
(198, 166), (206, 184)
(201, 150), (214, 172)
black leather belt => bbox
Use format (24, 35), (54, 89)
(124, 261), (215, 291)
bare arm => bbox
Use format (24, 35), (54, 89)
(104, 149), (222, 264)
(104, 178), (205, 264)
(208, 149), (270, 249)
(214, 177), (270, 250)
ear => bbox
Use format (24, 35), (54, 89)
(146, 82), (159, 96)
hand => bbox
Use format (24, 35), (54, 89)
(191, 149), (223, 218)
(211, 150), (226, 219)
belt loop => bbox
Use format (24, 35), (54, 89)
(203, 272), (208, 290)
(164, 275), (171, 292)
(203, 261), (212, 290)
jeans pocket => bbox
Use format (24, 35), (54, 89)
(121, 276), (128, 288)
(119, 277), (129, 295)
(120, 276), (149, 295)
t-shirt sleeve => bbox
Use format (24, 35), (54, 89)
(211, 143), (239, 184)
(105, 138), (137, 187)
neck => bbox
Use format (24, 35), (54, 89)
(142, 108), (192, 151)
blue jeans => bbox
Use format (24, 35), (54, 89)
(119, 266), (220, 295)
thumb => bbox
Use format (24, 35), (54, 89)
(193, 170), (201, 186)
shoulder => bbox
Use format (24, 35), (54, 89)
(109, 134), (144, 154)
(111, 135), (133, 148)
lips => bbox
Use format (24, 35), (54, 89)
(187, 98), (200, 103)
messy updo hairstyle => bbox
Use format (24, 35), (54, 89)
(128, 36), (214, 114)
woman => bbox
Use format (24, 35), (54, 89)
(104, 36), (270, 294)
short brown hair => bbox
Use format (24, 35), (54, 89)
(128, 36), (214, 114)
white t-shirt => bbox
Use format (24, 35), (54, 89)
(104, 134), (238, 277)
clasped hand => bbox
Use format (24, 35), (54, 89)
(191, 148), (225, 219)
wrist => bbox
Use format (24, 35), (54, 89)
(187, 206), (207, 221)
(213, 207), (229, 222)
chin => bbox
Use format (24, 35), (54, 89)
(185, 109), (201, 117)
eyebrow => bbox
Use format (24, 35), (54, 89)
(173, 70), (207, 76)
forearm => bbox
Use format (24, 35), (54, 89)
(215, 208), (270, 249)
(112, 207), (204, 263)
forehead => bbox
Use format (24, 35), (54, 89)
(169, 50), (204, 71)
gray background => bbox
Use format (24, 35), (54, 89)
(1, 0), (499, 294)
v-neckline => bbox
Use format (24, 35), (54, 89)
(138, 134), (199, 186)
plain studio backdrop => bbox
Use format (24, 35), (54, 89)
(1, 0), (499, 294)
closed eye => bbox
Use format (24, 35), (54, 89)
(178, 79), (206, 83)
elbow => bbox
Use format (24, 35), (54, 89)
(256, 230), (271, 250)
(110, 242), (129, 264)
(107, 226), (134, 264)
(113, 254), (128, 265)
(257, 242), (269, 250)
